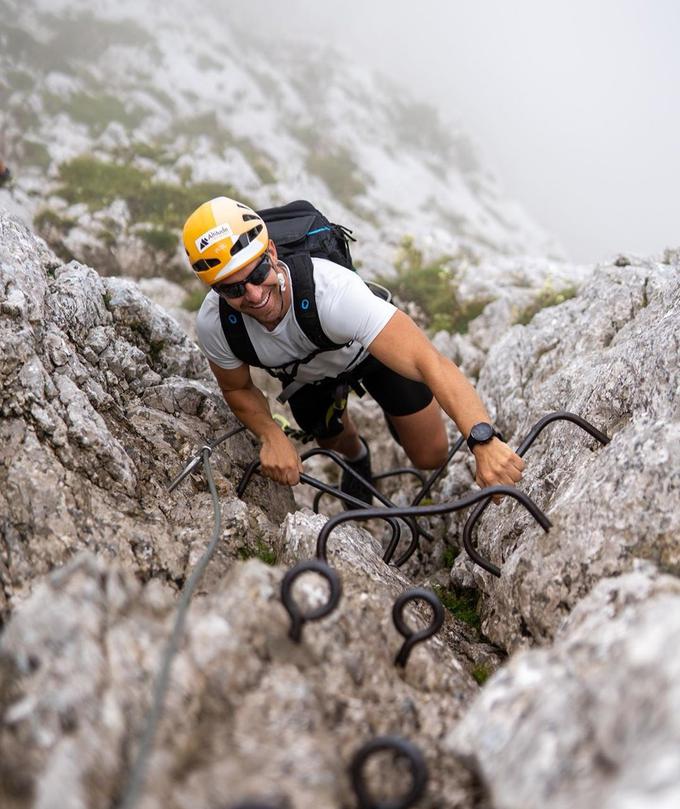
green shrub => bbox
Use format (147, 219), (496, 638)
(513, 279), (578, 326)
(442, 545), (459, 568)
(56, 156), (245, 230)
(182, 286), (208, 312)
(42, 91), (147, 135)
(138, 228), (177, 254)
(7, 69), (35, 92)
(34, 208), (77, 232)
(379, 237), (489, 334)
(22, 140), (51, 170)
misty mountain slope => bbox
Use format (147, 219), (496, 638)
(1, 0), (565, 296)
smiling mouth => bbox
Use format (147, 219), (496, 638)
(246, 290), (272, 310)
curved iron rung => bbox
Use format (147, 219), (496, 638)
(316, 485), (551, 569)
(373, 467), (428, 485)
(236, 461), (404, 561)
(301, 447), (435, 554)
(311, 479), (435, 552)
(299, 448), (431, 550)
(393, 588), (445, 667)
(280, 559), (343, 643)
(229, 804), (281, 809)
(350, 736), (428, 809)
(462, 411), (610, 577)
(410, 435), (465, 507)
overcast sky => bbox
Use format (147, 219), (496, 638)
(246, 0), (680, 263)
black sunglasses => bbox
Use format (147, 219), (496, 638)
(214, 254), (272, 299)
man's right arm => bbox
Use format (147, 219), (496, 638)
(208, 360), (303, 485)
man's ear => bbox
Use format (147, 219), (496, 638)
(268, 239), (278, 261)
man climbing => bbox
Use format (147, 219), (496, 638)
(183, 196), (524, 504)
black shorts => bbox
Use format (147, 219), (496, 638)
(287, 355), (433, 439)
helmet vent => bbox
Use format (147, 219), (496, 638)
(242, 214), (259, 221)
(236, 203), (249, 209)
(192, 257), (221, 271)
(230, 224), (263, 256)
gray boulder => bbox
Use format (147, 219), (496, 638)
(446, 569), (680, 809)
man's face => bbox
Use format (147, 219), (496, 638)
(215, 243), (287, 328)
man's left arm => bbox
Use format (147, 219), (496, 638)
(368, 310), (525, 488)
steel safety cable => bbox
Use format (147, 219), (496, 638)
(117, 445), (221, 809)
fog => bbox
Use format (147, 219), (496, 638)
(245, 0), (680, 263)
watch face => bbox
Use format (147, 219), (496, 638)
(470, 423), (494, 442)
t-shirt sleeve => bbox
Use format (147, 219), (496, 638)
(315, 261), (397, 347)
(195, 291), (244, 369)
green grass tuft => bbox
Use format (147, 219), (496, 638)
(471, 663), (491, 685)
(22, 140), (51, 170)
(442, 546), (459, 568)
(513, 280), (578, 326)
(306, 146), (367, 208)
(432, 584), (481, 630)
(34, 209), (77, 232)
(138, 227), (178, 254)
(238, 539), (278, 566)
(182, 286), (208, 312)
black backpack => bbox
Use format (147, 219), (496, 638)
(218, 200), (387, 395)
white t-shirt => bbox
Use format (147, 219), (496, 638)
(196, 257), (397, 385)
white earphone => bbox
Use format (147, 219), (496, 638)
(276, 272), (287, 292)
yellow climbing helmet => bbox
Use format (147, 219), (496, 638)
(182, 196), (269, 286)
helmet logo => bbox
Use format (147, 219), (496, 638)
(195, 223), (234, 254)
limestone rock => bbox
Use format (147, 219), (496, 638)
(446, 569), (680, 809)
(449, 259), (680, 650)
(0, 212), (293, 612)
(0, 516), (482, 809)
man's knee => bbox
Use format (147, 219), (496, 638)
(387, 403), (448, 469)
(406, 435), (449, 470)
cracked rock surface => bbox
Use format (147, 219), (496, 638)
(1, 211), (679, 809)
(446, 259), (680, 651)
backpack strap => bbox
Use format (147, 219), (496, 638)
(218, 297), (262, 368)
(286, 253), (348, 351)
(217, 254), (349, 380)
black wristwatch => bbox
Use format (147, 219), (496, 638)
(466, 422), (503, 452)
